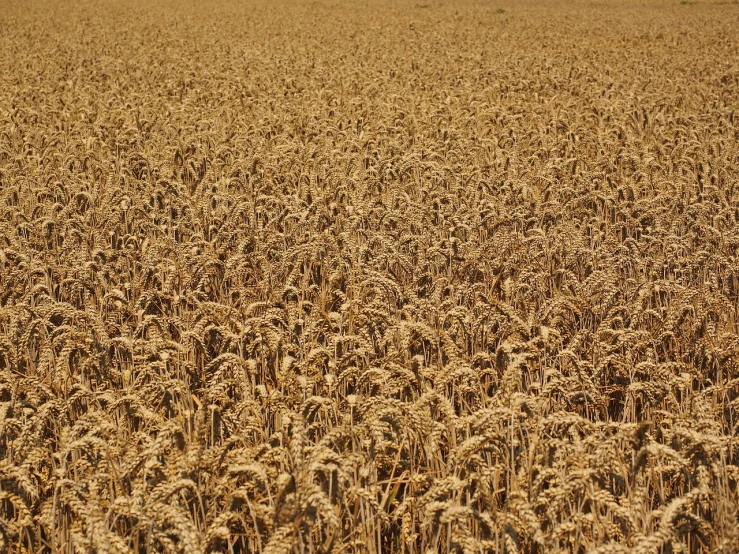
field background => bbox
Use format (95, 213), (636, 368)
(1, 0), (739, 552)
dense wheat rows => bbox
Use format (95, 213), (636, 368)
(1, 0), (739, 552)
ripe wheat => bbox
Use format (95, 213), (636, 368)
(0, 0), (738, 552)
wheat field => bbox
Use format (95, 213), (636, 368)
(1, 0), (738, 552)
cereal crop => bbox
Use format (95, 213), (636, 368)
(1, 0), (739, 552)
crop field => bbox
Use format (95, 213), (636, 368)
(1, 0), (739, 552)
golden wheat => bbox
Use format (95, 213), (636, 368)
(1, 0), (738, 552)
